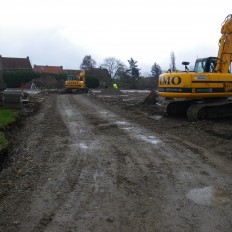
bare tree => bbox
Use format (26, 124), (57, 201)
(80, 55), (96, 71)
(170, 51), (176, 71)
(101, 57), (126, 79)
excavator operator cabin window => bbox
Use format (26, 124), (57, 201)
(209, 60), (216, 72)
(205, 58), (217, 73)
(194, 60), (205, 73)
(194, 58), (216, 73)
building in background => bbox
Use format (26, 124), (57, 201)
(0, 55), (33, 90)
(0, 56), (32, 71)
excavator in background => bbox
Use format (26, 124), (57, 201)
(64, 70), (88, 93)
(158, 14), (232, 121)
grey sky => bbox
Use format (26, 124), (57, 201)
(0, 0), (231, 74)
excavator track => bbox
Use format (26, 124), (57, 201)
(167, 99), (232, 121)
(187, 100), (232, 121)
(167, 100), (194, 117)
(186, 104), (207, 122)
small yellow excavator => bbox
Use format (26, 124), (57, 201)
(158, 14), (232, 120)
(64, 70), (88, 93)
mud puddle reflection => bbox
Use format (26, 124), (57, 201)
(149, 115), (163, 120)
(115, 121), (161, 145)
(186, 186), (230, 206)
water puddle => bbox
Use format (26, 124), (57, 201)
(116, 121), (131, 128)
(149, 115), (163, 120)
(137, 135), (160, 145)
(79, 142), (89, 149)
(186, 186), (230, 206)
(116, 121), (160, 145)
(100, 112), (161, 145)
(70, 141), (96, 150)
(116, 121), (129, 125)
(116, 121), (133, 131)
(65, 109), (74, 117)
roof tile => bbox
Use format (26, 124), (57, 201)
(34, 65), (63, 74)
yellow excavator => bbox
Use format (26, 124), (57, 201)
(64, 70), (88, 93)
(158, 14), (232, 121)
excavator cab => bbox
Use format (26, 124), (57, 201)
(67, 75), (76, 80)
(194, 57), (218, 73)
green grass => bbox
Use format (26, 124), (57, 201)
(0, 131), (9, 149)
(0, 109), (19, 152)
(0, 109), (18, 127)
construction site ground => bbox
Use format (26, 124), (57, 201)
(0, 89), (232, 232)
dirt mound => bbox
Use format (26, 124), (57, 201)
(98, 86), (123, 95)
(143, 90), (158, 105)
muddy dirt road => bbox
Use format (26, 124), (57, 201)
(0, 93), (232, 232)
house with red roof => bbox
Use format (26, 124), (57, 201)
(34, 65), (63, 74)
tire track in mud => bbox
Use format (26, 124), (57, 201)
(25, 96), (92, 232)
(19, 95), (88, 232)
(55, 94), (169, 231)
(4, 95), (94, 232)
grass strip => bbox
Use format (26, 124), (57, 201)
(0, 109), (19, 153)
(0, 109), (18, 128)
(0, 131), (9, 149)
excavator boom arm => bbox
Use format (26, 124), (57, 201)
(215, 14), (232, 73)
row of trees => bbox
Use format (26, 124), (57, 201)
(1, 71), (101, 89)
(0, 71), (68, 89)
(79, 52), (176, 89)
(0, 52), (176, 89)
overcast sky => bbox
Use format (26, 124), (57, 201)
(0, 0), (231, 74)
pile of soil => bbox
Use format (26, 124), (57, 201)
(143, 90), (158, 105)
(98, 87), (123, 95)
